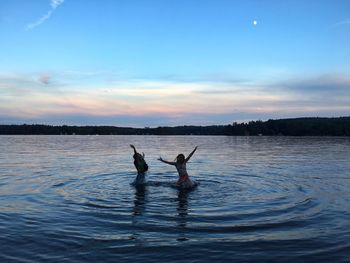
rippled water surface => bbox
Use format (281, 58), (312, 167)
(1, 135), (350, 262)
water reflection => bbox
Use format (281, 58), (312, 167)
(2, 136), (350, 262)
(130, 184), (148, 245)
(176, 189), (191, 242)
(177, 189), (189, 227)
(133, 184), (147, 217)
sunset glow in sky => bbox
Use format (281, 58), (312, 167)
(1, 0), (349, 126)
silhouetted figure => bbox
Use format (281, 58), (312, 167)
(130, 144), (148, 184)
(158, 146), (197, 189)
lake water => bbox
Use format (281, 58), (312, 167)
(0, 135), (350, 262)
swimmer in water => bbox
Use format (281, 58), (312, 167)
(130, 144), (148, 184)
(158, 146), (198, 188)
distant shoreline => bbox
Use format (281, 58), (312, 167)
(1, 117), (350, 136)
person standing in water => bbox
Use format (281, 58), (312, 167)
(158, 146), (198, 188)
(130, 144), (148, 184)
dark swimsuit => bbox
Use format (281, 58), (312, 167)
(134, 153), (148, 174)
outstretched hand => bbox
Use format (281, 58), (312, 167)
(185, 146), (198, 162)
(157, 157), (163, 161)
(130, 144), (135, 149)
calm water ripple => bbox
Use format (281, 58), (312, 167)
(1, 135), (350, 262)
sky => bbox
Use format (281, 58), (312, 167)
(0, 0), (349, 127)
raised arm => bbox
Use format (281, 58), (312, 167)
(130, 144), (137, 154)
(158, 157), (176, 166)
(185, 146), (198, 163)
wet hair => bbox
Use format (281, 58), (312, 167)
(176, 154), (185, 164)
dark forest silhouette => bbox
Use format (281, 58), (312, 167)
(1, 117), (350, 136)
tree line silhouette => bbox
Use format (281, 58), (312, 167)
(1, 117), (350, 136)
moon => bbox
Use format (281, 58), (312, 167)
(253, 20), (258, 26)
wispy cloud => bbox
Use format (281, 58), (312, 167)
(331, 18), (350, 28)
(1, 71), (350, 125)
(273, 74), (350, 97)
(27, 0), (64, 30)
(38, 73), (52, 85)
(50, 0), (64, 9)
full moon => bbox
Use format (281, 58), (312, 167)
(253, 20), (258, 26)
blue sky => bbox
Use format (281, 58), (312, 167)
(0, 0), (349, 126)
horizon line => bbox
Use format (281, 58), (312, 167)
(2, 115), (350, 129)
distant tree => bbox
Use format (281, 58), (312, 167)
(1, 117), (350, 136)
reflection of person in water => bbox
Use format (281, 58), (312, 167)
(176, 189), (190, 242)
(133, 184), (147, 217)
(158, 146), (198, 189)
(131, 184), (148, 243)
(130, 144), (148, 184)
(177, 189), (189, 228)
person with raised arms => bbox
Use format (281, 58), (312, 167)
(158, 146), (198, 189)
(130, 144), (148, 184)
